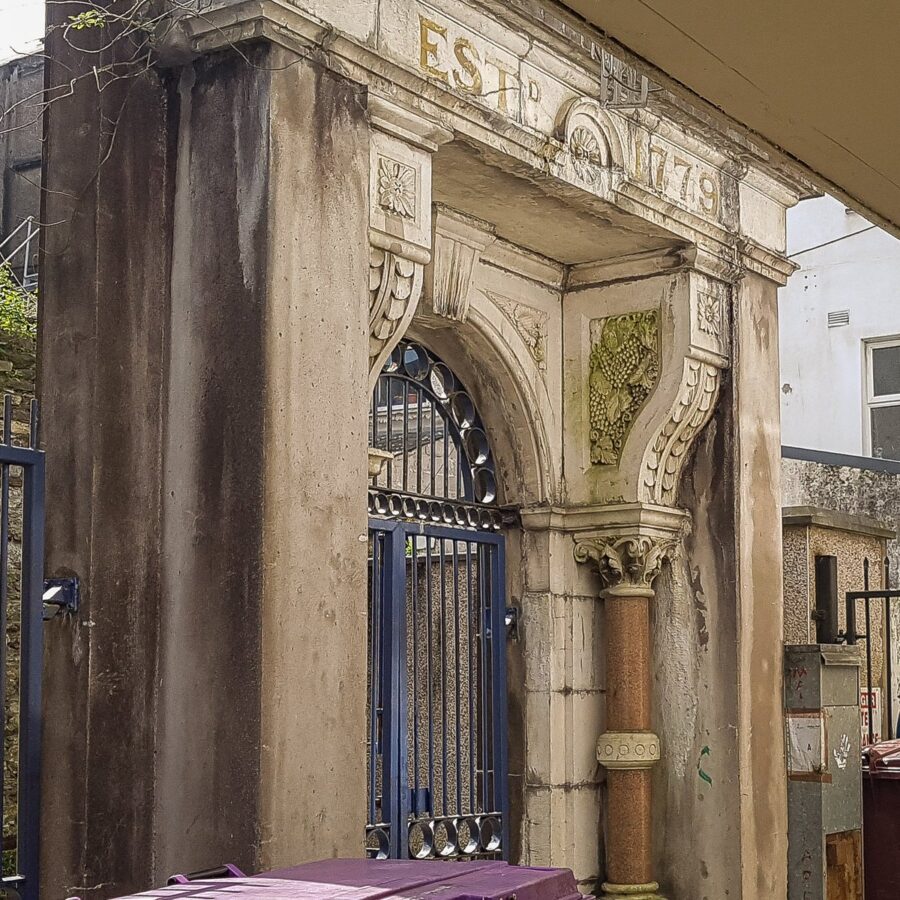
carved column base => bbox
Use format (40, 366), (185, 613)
(601, 881), (664, 899)
(597, 731), (660, 769)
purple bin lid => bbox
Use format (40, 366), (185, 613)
(107, 859), (591, 900)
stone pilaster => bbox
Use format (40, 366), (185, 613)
(367, 97), (452, 389)
(574, 514), (683, 900)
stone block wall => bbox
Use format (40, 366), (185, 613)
(782, 456), (900, 741)
(783, 457), (900, 580)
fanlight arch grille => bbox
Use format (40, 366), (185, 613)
(369, 341), (501, 530)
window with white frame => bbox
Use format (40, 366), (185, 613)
(866, 337), (900, 461)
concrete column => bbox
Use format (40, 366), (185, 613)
(517, 524), (604, 890)
(258, 48), (371, 867)
(732, 272), (788, 899)
(41, 39), (373, 893)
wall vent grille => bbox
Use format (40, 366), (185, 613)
(827, 309), (851, 327)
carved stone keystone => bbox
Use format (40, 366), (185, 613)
(425, 206), (495, 323)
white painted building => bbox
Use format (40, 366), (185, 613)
(780, 194), (900, 460)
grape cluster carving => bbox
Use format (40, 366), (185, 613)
(589, 312), (660, 466)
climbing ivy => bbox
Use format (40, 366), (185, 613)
(0, 265), (36, 340)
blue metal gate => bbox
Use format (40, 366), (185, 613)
(366, 340), (509, 861)
(0, 397), (44, 900)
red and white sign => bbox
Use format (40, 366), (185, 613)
(861, 687), (883, 747)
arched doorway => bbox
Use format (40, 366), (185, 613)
(366, 339), (509, 861)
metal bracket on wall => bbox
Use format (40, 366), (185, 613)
(42, 577), (79, 620)
(505, 606), (520, 642)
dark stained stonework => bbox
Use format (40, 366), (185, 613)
(38, 21), (369, 893)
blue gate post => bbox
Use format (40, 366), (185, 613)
(0, 398), (45, 900)
(18, 419), (45, 900)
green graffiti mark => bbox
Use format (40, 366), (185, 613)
(698, 745), (712, 785)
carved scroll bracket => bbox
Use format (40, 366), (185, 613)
(578, 267), (732, 511)
(367, 96), (452, 390)
(637, 277), (730, 507)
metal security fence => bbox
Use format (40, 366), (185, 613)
(366, 341), (509, 861)
(844, 557), (900, 744)
(0, 397), (44, 900)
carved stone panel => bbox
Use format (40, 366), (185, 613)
(484, 290), (549, 371)
(588, 311), (660, 466)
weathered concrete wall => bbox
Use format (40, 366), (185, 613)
(153, 48), (270, 880)
(39, 17), (175, 894)
(653, 389), (741, 900)
(730, 272), (788, 900)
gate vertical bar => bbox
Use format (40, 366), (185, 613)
(368, 532), (382, 842)
(439, 538), (448, 818)
(18, 404), (44, 900)
(385, 523), (410, 858)
(467, 539), (476, 817)
(490, 540), (509, 858)
(864, 559), (874, 746)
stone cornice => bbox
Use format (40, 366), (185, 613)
(178, 0), (803, 286)
(566, 248), (684, 291)
(520, 502), (688, 536)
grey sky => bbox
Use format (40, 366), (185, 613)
(0, 0), (44, 59)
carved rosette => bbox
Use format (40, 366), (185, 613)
(573, 533), (678, 592)
(556, 97), (625, 194)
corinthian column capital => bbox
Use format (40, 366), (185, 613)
(574, 532), (678, 593)
(570, 502), (687, 595)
